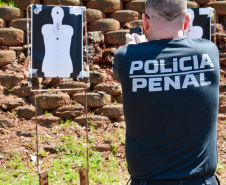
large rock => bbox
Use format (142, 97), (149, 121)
(123, 20), (143, 29)
(72, 93), (111, 108)
(0, 28), (24, 46)
(211, 23), (224, 34)
(0, 6), (25, 21)
(0, 96), (24, 110)
(0, 86), (3, 96)
(9, 18), (31, 31)
(52, 104), (84, 119)
(16, 105), (43, 119)
(43, 145), (58, 154)
(42, 78), (61, 86)
(0, 152), (5, 159)
(96, 104), (123, 119)
(56, 81), (87, 95)
(32, 115), (60, 128)
(13, 83), (33, 97)
(218, 113), (226, 121)
(109, 10), (141, 24)
(88, 19), (120, 32)
(125, 0), (145, 14)
(12, 0), (40, 10)
(43, 0), (84, 6)
(219, 95), (226, 106)
(204, 2), (226, 15)
(221, 15), (226, 28)
(0, 18), (6, 28)
(94, 83), (122, 96)
(0, 74), (24, 87)
(88, 31), (105, 43)
(89, 71), (107, 85)
(102, 49), (114, 63)
(115, 95), (123, 104)
(219, 105), (226, 113)
(75, 115), (110, 128)
(0, 50), (16, 66)
(220, 57), (226, 67)
(36, 94), (70, 110)
(87, 0), (123, 13)
(220, 84), (226, 93)
(105, 30), (130, 45)
(0, 118), (15, 128)
(195, 0), (216, 5)
(187, 1), (199, 8)
(5, 62), (24, 73)
(18, 131), (36, 137)
(86, 9), (105, 23)
(93, 144), (111, 152)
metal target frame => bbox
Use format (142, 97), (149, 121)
(184, 7), (217, 44)
(26, 4), (90, 185)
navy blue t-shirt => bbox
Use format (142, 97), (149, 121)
(113, 38), (220, 180)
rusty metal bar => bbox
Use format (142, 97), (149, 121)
(79, 169), (89, 185)
(39, 172), (49, 185)
(34, 92), (40, 175)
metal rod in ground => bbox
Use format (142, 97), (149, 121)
(34, 92), (40, 174)
(39, 172), (49, 185)
(79, 90), (89, 185)
(85, 90), (89, 170)
(79, 169), (89, 185)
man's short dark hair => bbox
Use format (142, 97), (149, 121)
(145, 0), (187, 21)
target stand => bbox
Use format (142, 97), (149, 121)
(184, 7), (217, 43)
(26, 4), (90, 185)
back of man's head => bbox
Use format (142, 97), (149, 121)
(145, 0), (187, 22)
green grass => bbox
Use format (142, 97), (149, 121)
(0, 122), (129, 184)
(44, 110), (52, 116)
(0, 0), (14, 6)
(113, 98), (118, 104)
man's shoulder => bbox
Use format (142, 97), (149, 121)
(187, 38), (217, 48)
(184, 38), (219, 55)
(115, 43), (147, 57)
(115, 45), (129, 56)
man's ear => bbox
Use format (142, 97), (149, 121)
(142, 13), (149, 32)
(184, 13), (191, 30)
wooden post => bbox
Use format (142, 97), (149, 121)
(39, 172), (48, 185)
(79, 169), (89, 185)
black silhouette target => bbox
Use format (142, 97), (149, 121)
(31, 5), (84, 78)
(184, 8), (212, 40)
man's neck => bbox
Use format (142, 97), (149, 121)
(148, 30), (184, 41)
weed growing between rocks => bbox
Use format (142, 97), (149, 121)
(0, 0), (14, 7)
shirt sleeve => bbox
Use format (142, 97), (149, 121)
(112, 45), (128, 81)
(112, 53), (120, 81)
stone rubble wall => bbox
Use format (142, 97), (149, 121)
(0, 0), (225, 128)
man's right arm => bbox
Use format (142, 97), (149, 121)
(126, 33), (146, 45)
(112, 49), (120, 81)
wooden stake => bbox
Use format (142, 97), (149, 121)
(79, 169), (89, 185)
(39, 172), (48, 185)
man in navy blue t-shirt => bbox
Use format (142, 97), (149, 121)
(113, 0), (220, 184)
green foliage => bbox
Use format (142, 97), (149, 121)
(44, 110), (51, 116)
(0, 0), (15, 6)
(217, 162), (226, 172)
(113, 98), (118, 104)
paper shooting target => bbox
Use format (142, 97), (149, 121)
(184, 7), (213, 40)
(30, 5), (87, 78)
